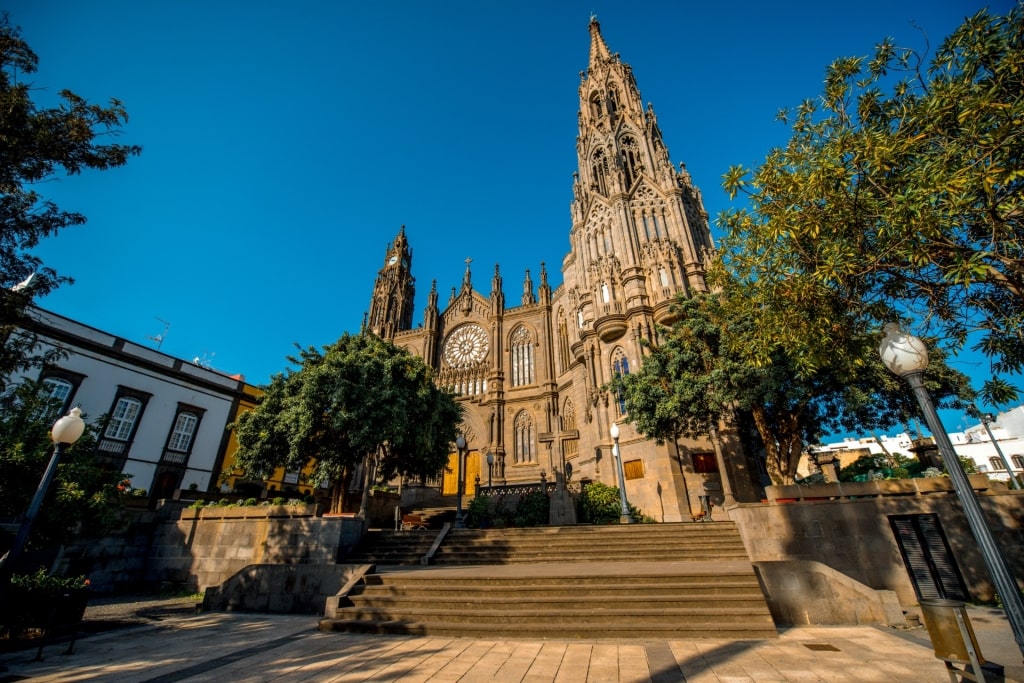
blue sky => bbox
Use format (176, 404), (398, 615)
(7, 0), (1014, 433)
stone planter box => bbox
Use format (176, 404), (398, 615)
(179, 504), (318, 520)
(764, 474), (995, 501)
(875, 479), (918, 495)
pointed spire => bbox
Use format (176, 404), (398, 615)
(461, 257), (473, 294)
(538, 261), (551, 305)
(427, 279), (438, 308)
(491, 264), (503, 295)
(522, 269), (536, 305)
(490, 264), (505, 316)
(588, 16), (613, 67)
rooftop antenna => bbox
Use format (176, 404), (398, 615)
(147, 318), (170, 350)
(192, 352), (215, 369)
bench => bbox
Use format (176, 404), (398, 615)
(401, 514), (428, 531)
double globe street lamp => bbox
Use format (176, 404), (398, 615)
(879, 324), (1024, 656)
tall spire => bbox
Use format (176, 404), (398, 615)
(588, 16), (613, 67)
(366, 226), (416, 339)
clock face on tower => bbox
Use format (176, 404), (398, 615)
(443, 324), (489, 368)
(388, 255), (398, 265)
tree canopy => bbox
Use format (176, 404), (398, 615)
(611, 291), (975, 485)
(719, 5), (1023, 405)
(232, 333), (462, 514)
(0, 15), (140, 386)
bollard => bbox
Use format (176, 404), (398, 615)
(920, 599), (999, 683)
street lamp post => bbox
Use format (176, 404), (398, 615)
(608, 422), (635, 524)
(485, 451), (494, 489)
(0, 407), (86, 576)
(455, 435), (467, 529)
(980, 413), (1021, 490)
(879, 324), (1024, 657)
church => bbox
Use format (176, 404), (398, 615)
(364, 18), (762, 522)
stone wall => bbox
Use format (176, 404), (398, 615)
(728, 486), (1024, 607)
(202, 563), (370, 614)
(147, 506), (364, 592)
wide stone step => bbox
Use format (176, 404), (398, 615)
(362, 569), (761, 589)
(430, 549), (750, 565)
(320, 618), (777, 640)
(336, 605), (774, 624)
(355, 581), (763, 598)
(348, 594), (770, 612)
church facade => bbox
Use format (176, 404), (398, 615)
(365, 19), (761, 521)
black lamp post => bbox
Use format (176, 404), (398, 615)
(979, 413), (1021, 490)
(879, 324), (1024, 657)
(455, 435), (467, 528)
(485, 450), (494, 489)
(0, 407), (86, 575)
(609, 422), (635, 524)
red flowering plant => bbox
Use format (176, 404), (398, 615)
(10, 568), (90, 594)
(3, 569), (91, 638)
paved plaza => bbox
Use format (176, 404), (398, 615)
(0, 597), (1021, 682)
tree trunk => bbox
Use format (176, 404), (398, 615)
(356, 452), (376, 520)
(750, 405), (804, 485)
(329, 467), (353, 514)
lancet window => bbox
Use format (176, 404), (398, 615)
(557, 312), (571, 374)
(591, 149), (609, 195)
(514, 411), (535, 464)
(510, 326), (535, 387)
(621, 136), (640, 187)
(612, 347), (630, 415)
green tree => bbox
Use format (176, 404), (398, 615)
(0, 15), (140, 387)
(612, 291), (974, 485)
(232, 333), (462, 516)
(0, 381), (128, 557)
(720, 6), (1023, 405)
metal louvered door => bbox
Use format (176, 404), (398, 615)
(889, 514), (969, 602)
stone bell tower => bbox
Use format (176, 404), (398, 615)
(366, 225), (415, 340)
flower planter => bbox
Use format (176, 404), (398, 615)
(182, 504), (319, 520)
(2, 587), (91, 658)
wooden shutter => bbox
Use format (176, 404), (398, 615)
(889, 514), (968, 602)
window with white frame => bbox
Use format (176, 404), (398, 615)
(106, 397), (143, 441)
(37, 377), (74, 420)
(168, 412), (199, 452)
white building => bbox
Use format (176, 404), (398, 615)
(10, 307), (253, 499)
(809, 405), (1024, 483)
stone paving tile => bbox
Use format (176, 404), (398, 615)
(587, 643), (622, 681)
(552, 643), (593, 683)
(522, 642), (569, 683)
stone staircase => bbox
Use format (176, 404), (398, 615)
(320, 522), (778, 639)
(432, 523), (750, 564)
(344, 530), (437, 565)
